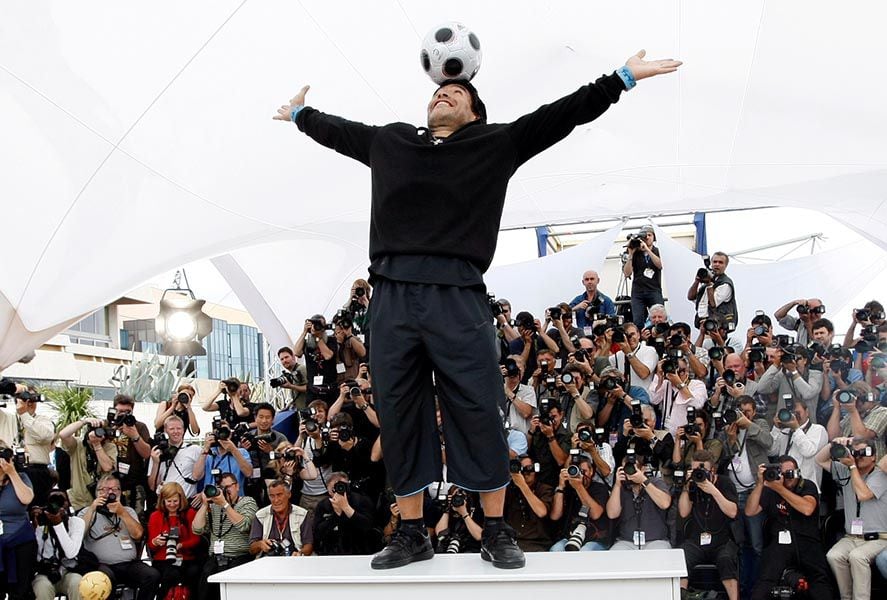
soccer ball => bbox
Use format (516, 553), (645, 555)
(79, 571), (113, 600)
(420, 22), (482, 85)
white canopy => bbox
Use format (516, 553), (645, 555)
(2, 1), (886, 368)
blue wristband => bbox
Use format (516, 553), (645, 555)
(290, 105), (304, 123)
(616, 66), (636, 91)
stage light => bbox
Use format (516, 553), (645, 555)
(155, 270), (213, 356)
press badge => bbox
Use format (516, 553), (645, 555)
(700, 532), (712, 546)
(119, 535), (133, 551)
(313, 376), (324, 385)
(731, 457), (743, 471)
(336, 363), (346, 374)
(0, 520), (4, 535)
(851, 519), (864, 535)
(609, 433), (619, 447)
(633, 530), (646, 547)
(252, 468), (261, 479)
(643, 268), (655, 279)
(778, 530), (792, 545)
(555, 359), (562, 370)
(118, 463), (130, 475)
(214, 541), (225, 555)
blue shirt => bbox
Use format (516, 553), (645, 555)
(202, 449), (251, 495)
(0, 472), (33, 538)
(595, 385), (651, 437)
(570, 291), (616, 329)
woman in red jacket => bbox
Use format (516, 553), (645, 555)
(148, 482), (202, 598)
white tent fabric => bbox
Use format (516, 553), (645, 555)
(654, 225), (887, 334)
(2, 1), (886, 368)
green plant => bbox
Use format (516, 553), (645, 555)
(110, 352), (181, 403)
(42, 387), (96, 431)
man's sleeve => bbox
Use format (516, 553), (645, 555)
(777, 315), (798, 331)
(755, 365), (779, 394)
(505, 74), (625, 168)
(638, 346), (659, 376)
(865, 471), (887, 500)
(713, 284), (732, 307)
(295, 107), (380, 167)
(863, 408), (887, 437)
(249, 517), (263, 543)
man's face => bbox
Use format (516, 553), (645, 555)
(650, 310), (667, 325)
(578, 462), (593, 487)
(549, 408), (563, 430)
(710, 254), (728, 275)
(643, 411), (656, 429)
(724, 353), (744, 375)
(255, 409), (274, 432)
(165, 420), (185, 445)
(812, 327), (832, 345)
(499, 303), (512, 320)
(220, 477), (239, 502)
(239, 384), (251, 401)
(624, 325), (640, 349)
(794, 402), (809, 424)
(520, 458), (536, 486)
(582, 271), (599, 293)
(539, 353), (555, 372)
(279, 352), (295, 370)
(643, 231), (655, 245)
(114, 403), (133, 416)
(427, 84), (477, 130)
(801, 299), (823, 321)
(269, 485), (291, 512)
(97, 480), (121, 500)
(852, 443), (876, 470)
(740, 403), (756, 421)
(780, 460), (800, 490)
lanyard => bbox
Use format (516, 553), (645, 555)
(273, 508), (291, 539)
(215, 501), (237, 539)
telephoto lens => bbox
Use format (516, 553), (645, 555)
(204, 485), (219, 499)
(564, 523), (588, 551)
(577, 429), (593, 444)
(836, 390), (855, 404)
(509, 459), (522, 474)
(165, 527), (180, 562)
(829, 443), (850, 461)
(446, 537), (461, 554)
(451, 492), (466, 508)
(691, 467), (709, 483)
(777, 408), (794, 424)
(567, 464), (581, 478)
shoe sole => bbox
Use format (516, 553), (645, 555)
(480, 546), (526, 569)
(370, 546), (434, 570)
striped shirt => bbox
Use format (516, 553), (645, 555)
(193, 496), (257, 557)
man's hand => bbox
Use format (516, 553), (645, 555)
(257, 439), (273, 454)
(330, 491), (350, 514)
(107, 497), (125, 516)
(274, 85), (311, 121)
(0, 458), (15, 476)
(150, 447), (162, 463)
(696, 478), (717, 495)
(256, 539), (274, 553)
(634, 423), (654, 441)
(625, 50), (682, 81)
(539, 421), (554, 438)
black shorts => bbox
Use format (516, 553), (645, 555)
(369, 279), (510, 496)
(681, 538), (739, 581)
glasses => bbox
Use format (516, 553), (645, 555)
(220, 483), (237, 493)
(520, 466), (536, 474)
(99, 487), (121, 493)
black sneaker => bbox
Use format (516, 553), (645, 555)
(371, 526), (434, 570)
(480, 522), (525, 569)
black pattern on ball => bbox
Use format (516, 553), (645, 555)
(420, 50), (431, 72)
(443, 58), (463, 77)
(435, 28), (453, 43)
(468, 33), (480, 50)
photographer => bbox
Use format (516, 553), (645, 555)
(272, 444), (319, 505)
(745, 457), (833, 600)
(769, 399), (828, 491)
(677, 450), (739, 600)
(819, 346), (864, 422)
(511, 313), (559, 386)
(345, 278), (371, 336)
(527, 400), (571, 488)
(661, 321), (709, 380)
(327, 382), (380, 440)
(826, 381), (887, 460)
(0, 442), (36, 599)
(501, 356), (537, 436)
(570, 270), (616, 331)
(550, 455), (610, 551)
(434, 487), (484, 554)
(614, 404), (674, 475)
(148, 415), (203, 499)
(274, 347), (308, 410)
(594, 367), (651, 441)
(192, 424), (254, 494)
(192, 473), (257, 600)
(313, 472), (378, 555)
(32, 490), (84, 600)
(294, 315), (339, 403)
(650, 355), (707, 435)
(572, 421), (614, 486)
(202, 378), (252, 426)
(672, 408), (722, 471)
(774, 297), (826, 347)
(608, 322), (658, 394)
(842, 300), (886, 351)
(249, 479), (313, 557)
(332, 313), (367, 384)
(58, 417), (117, 511)
(503, 455), (552, 551)
(147, 482), (201, 599)
(817, 437), (887, 600)
(240, 402), (289, 480)
(313, 413), (379, 499)
(606, 451), (672, 550)
(107, 394), (152, 518)
(757, 344), (822, 422)
(557, 365), (596, 432)
(12, 387), (55, 506)
(79, 474), (160, 599)
(544, 302), (582, 360)
(688, 251), (738, 329)
(720, 396), (773, 594)
(707, 353), (758, 418)
(623, 225), (664, 330)
(154, 383), (201, 436)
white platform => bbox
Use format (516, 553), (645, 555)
(210, 551), (688, 599)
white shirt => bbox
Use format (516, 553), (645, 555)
(697, 283), (733, 318)
(36, 516), (86, 572)
(609, 343), (659, 394)
(769, 421), (828, 491)
(727, 431), (757, 491)
(505, 383), (537, 435)
(148, 444), (202, 498)
(649, 375), (708, 435)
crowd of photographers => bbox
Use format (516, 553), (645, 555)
(1, 250), (887, 599)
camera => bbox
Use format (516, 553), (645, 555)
(503, 357), (521, 378)
(560, 372), (574, 386)
(696, 267), (713, 281)
(509, 459), (522, 474)
(629, 399), (644, 428)
(708, 346), (727, 361)
(0, 447), (28, 471)
(204, 484), (220, 499)
(777, 408), (794, 425)
(626, 233), (642, 250)
(333, 480), (349, 495)
(332, 309), (354, 330)
(829, 442), (852, 461)
(662, 348), (684, 375)
(667, 334), (685, 348)
(748, 343), (767, 363)
(854, 308), (872, 322)
(266, 539), (291, 557)
(753, 324), (769, 337)
(35, 497), (66, 526)
(566, 448), (582, 478)
(487, 294), (504, 317)
(269, 371), (295, 389)
(572, 349), (589, 363)
(154, 432), (178, 461)
(598, 376), (620, 392)
(836, 390), (855, 404)
(577, 428), (593, 444)
(763, 464), (783, 482)
(592, 428), (607, 446)
(446, 537), (462, 554)
(691, 467), (710, 483)
(35, 558), (63, 584)
(538, 398), (553, 426)
(702, 318), (720, 333)
(610, 326), (626, 344)
(109, 409), (136, 428)
(623, 448), (638, 476)
(564, 505), (590, 551)
(722, 368), (737, 386)
(337, 423), (354, 443)
(806, 341), (826, 358)
(450, 492), (466, 508)
(770, 568), (809, 598)
(165, 526), (180, 562)
(548, 306), (563, 320)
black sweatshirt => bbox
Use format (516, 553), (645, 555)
(296, 73), (626, 285)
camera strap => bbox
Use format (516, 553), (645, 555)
(166, 455), (197, 486)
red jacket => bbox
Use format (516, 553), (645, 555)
(147, 508), (201, 561)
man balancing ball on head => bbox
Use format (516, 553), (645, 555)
(274, 49), (681, 570)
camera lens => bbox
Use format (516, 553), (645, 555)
(567, 464), (581, 478)
(777, 408), (793, 423)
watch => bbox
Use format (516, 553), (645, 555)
(626, 352), (635, 359)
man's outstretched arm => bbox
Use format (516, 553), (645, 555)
(274, 85), (380, 166)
